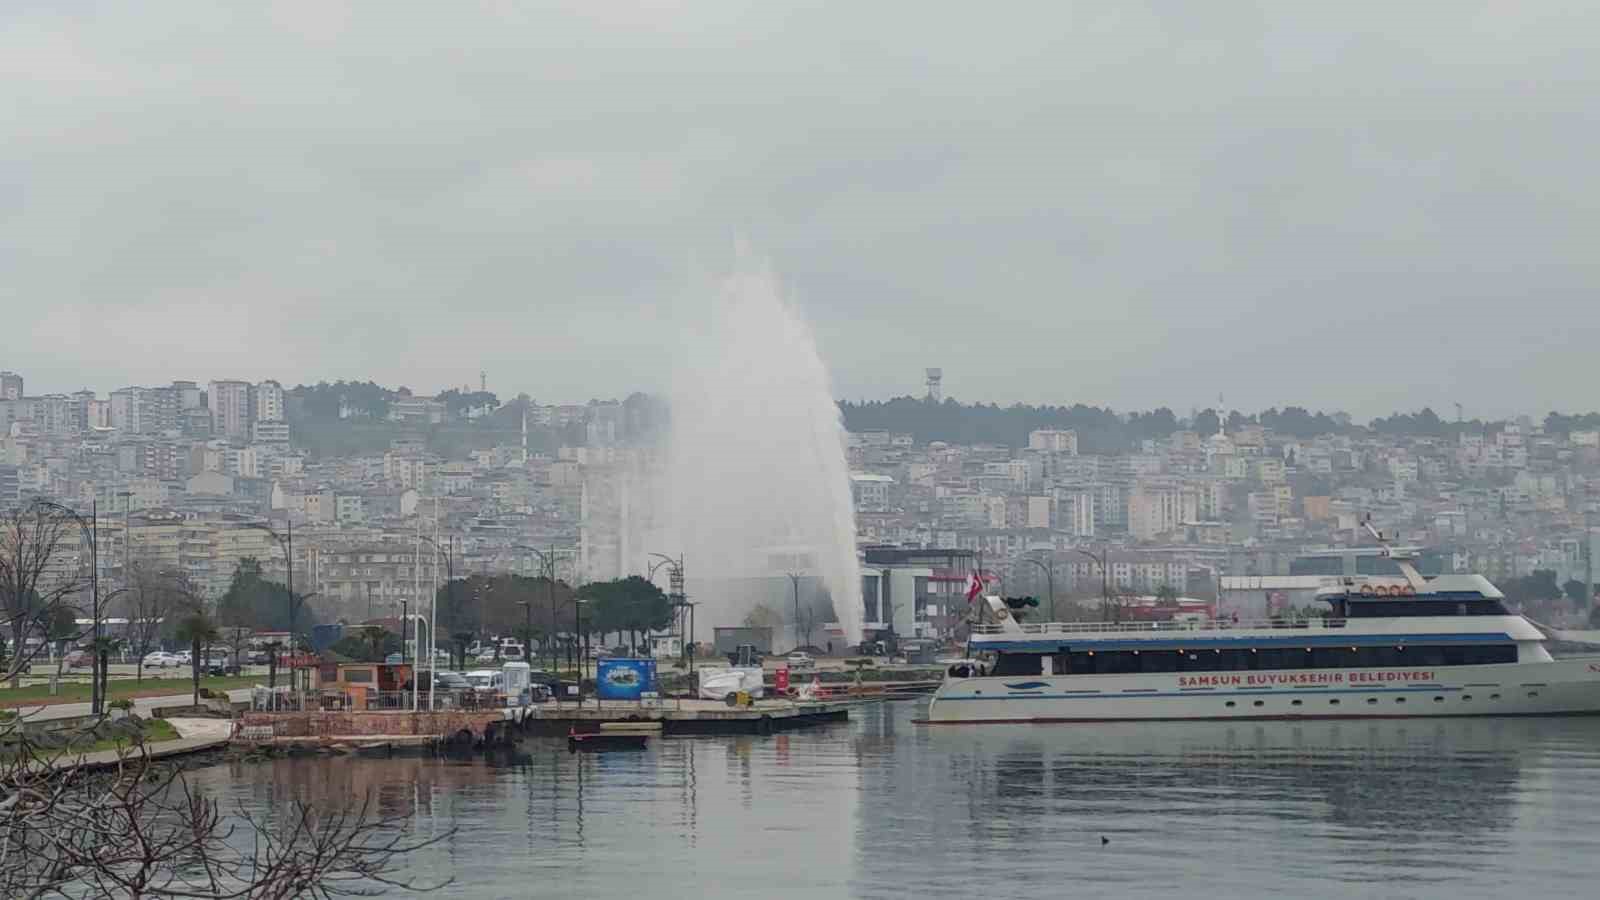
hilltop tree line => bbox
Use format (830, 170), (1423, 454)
(287, 381), (500, 422)
(838, 397), (1600, 450)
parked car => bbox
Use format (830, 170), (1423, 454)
(785, 651), (815, 669)
(142, 651), (179, 669)
(463, 669), (505, 695)
(202, 652), (238, 676)
(400, 670), (473, 694)
(63, 648), (92, 669)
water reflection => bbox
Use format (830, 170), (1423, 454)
(182, 705), (1600, 899)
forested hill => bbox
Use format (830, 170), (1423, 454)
(836, 398), (1178, 453)
(837, 398), (1600, 452)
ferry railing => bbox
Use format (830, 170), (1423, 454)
(970, 618), (1348, 636)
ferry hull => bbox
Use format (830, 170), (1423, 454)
(925, 657), (1600, 723)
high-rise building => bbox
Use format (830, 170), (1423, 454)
(0, 372), (22, 400)
(110, 387), (148, 433)
(208, 380), (252, 439)
(254, 380), (284, 422)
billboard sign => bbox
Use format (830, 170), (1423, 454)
(597, 658), (657, 701)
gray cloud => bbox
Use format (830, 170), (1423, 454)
(4, 1), (1598, 418)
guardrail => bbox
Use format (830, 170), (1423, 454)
(970, 618), (1346, 636)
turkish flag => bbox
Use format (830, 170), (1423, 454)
(965, 571), (984, 603)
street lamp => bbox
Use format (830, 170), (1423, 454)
(1021, 555), (1055, 622)
(39, 500), (101, 715)
(514, 545), (561, 669)
(787, 571), (804, 652)
(233, 519), (297, 683)
(417, 535), (453, 711)
(398, 599), (408, 666)
(399, 613), (428, 711)
(650, 552), (690, 671)
(1074, 547), (1112, 622)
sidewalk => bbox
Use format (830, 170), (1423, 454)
(9, 690), (254, 723)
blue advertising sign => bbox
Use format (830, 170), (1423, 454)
(596, 658), (656, 701)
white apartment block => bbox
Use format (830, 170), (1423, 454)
(254, 380), (285, 422)
(1128, 482), (1198, 541)
(1028, 429), (1078, 455)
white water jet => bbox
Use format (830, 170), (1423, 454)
(648, 258), (863, 647)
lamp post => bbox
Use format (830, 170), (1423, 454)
(39, 500), (100, 715)
(398, 599), (408, 667)
(1021, 555), (1055, 621)
(575, 596), (589, 701)
(418, 535), (453, 711)
(650, 552), (689, 671)
(1074, 547), (1111, 622)
(787, 571), (804, 652)
(400, 613), (427, 711)
(514, 545), (561, 669)
(235, 519), (297, 685)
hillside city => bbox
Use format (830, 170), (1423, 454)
(4, 368), (1600, 654)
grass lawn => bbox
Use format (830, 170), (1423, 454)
(1, 719), (184, 761)
(0, 676), (261, 708)
(64, 718), (182, 755)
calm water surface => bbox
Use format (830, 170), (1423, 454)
(188, 702), (1600, 898)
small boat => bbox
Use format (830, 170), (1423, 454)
(566, 722), (660, 752)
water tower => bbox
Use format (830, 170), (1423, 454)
(925, 368), (943, 402)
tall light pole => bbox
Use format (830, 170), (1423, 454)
(787, 571), (804, 652)
(40, 500), (100, 715)
(1074, 547), (1111, 622)
(515, 545), (561, 669)
(418, 534), (453, 711)
(650, 552), (688, 670)
(235, 519), (296, 685)
(1021, 555), (1055, 621)
(398, 598), (408, 667)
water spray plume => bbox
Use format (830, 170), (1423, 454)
(652, 255), (864, 647)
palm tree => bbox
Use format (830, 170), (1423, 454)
(87, 636), (125, 710)
(175, 612), (219, 707)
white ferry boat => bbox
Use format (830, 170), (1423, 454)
(927, 545), (1600, 724)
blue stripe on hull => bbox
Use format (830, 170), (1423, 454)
(941, 685), (1459, 701)
(974, 632), (1513, 652)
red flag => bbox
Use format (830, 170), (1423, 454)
(965, 570), (984, 603)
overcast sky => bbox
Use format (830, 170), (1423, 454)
(4, 2), (1598, 419)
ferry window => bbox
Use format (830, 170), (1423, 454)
(1094, 652), (1139, 675)
(1216, 649), (1251, 671)
(1461, 645), (1516, 665)
(1417, 647), (1447, 667)
(1256, 649), (1310, 670)
(1139, 652), (1177, 674)
(991, 653), (1044, 677)
(1311, 648), (1346, 668)
(1357, 646), (1405, 667)
(1068, 652), (1096, 675)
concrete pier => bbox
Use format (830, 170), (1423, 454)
(514, 697), (854, 736)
